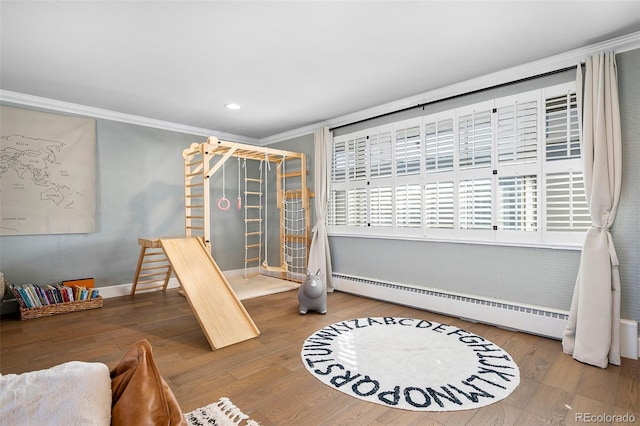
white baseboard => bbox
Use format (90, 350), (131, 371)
(98, 277), (182, 298)
(98, 267), (258, 298)
(333, 273), (639, 360)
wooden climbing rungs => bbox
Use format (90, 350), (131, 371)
(131, 238), (173, 296)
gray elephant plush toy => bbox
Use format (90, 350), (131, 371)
(298, 269), (327, 315)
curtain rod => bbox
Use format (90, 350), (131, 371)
(329, 64), (578, 133)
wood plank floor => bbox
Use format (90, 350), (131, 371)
(1, 289), (638, 425)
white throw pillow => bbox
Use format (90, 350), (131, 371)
(0, 361), (111, 426)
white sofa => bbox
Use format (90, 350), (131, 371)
(0, 361), (112, 426)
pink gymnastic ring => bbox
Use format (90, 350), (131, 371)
(237, 197), (242, 210)
(218, 197), (230, 211)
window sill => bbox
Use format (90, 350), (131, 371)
(327, 230), (583, 251)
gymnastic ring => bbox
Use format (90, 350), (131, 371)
(217, 197), (231, 211)
(237, 197), (242, 210)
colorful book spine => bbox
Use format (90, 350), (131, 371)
(9, 283), (100, 309)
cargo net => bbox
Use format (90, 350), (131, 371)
(283, 197), (306, 282)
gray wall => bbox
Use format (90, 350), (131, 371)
(330, 49), (640, 324)
(0, 113), (251, 305)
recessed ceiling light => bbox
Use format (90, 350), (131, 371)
(225, 103), (241, 110)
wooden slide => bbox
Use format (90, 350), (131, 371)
(160, 237), (260, 350)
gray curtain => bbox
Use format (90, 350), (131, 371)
(562, 52), (622, 368)
(307, 127), (334, 291)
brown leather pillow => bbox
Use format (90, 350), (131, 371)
(110, 339), (186, 426)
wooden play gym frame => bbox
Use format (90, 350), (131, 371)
(130, 136), (313, 350)
(182, 136), (313, 282)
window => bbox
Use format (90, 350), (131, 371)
(328, 82), (588, 247)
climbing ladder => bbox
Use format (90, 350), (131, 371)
(243, 160), (264, 277)
(183, 142), (211, 246)
(130, 238), (173, 295)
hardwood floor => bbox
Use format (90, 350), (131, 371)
(1, 289), (638, 425)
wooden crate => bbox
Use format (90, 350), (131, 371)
(19, 297), (103, 320)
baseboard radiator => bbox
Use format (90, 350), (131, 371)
(333, 273), (639, 360)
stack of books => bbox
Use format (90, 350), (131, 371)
(10, 283), (100, 310)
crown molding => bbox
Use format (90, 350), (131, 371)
(0, 90), (260, 145)
(262, 30), (640, 144)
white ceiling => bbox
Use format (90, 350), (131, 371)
(1, 1), (639, 142)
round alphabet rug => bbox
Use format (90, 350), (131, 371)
(301, 317), (520, 411)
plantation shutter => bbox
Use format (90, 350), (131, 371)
(396, 184), (422, 228)
(328, 189), (346, 226)
(459, 109), (492, 169)
(329, 81), (582, 247)
(497, 175), (537, 231)
(370, 186), (393, 227)
(425, 181), (454, 229)
(545, 171), (590, 231)
(349, 136), (368, 180)
(459, 178), (492, 229)
(494, 92), (540, 237)
(545, 92), (580, 161)
(425, 118), (454, 172)
(370, 131), (393, 178)
(543, 85), (587, 239)
(395, 125), (421, 175)
(347, 187), (368, 227)
(331, 138), (346, 182)
(497, 99), (538, 165)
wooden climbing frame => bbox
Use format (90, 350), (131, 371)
(182, 136), (313, 281)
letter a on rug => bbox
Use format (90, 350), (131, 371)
(301, 317), (520, 412)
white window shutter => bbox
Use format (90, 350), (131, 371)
(370, 186), (393, 227)
(328, 189), (346, 226)
(459, 109), (492, 169)
(425, 118), (454, 172)
(396, 184), (422, 228)
(545, 171), (590, 231)
(545, 92), (580, 161)
(330, 81), (582, 247)
(370, 131), (393, 178)
(349, 136), (368, 181)
(425, 181), (454, 229)
(347, 187), (368, 227)
(395, 125), (421, 176)
(331, 138), (346, 182)
(497, 175), (538, 231)
(459, 178), (492, 229)
(497, 100), (538, 165)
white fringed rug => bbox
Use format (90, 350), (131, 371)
(301, 317), (520, 412)
(184, 397), (260, 426)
